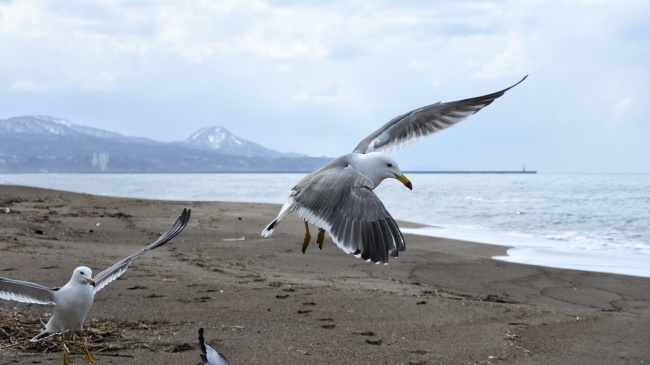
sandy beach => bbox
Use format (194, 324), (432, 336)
(1, 185), (649, 364)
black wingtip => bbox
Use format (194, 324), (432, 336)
(172, 208), (192, 236)
(198, 327), (207, 356)
(181, 208), (192, 226)
(511, 75), (528, 89)
(492, 74), (528, 96)
(455, 74), (528, 108)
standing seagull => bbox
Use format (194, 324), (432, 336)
(0, 208), (191, 365)
(197, 328), (230, 365)
(262, 76), (527, 263)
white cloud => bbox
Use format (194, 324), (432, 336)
(612, 97), (633, 124)
(10, 79), (43, 91)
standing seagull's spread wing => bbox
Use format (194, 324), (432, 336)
(0, 278), (58, 305)
(93, 208), (191, 293)
(291, 167), (405, 263)
(353, 75), (528, 154)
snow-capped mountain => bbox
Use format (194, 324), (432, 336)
(182, 126), (303, 158)
(0, 116), (155, 144)
(0, 116), (329, 173)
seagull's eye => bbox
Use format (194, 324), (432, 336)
(80, 271), (85, 275)
(386, 163), (393, 168)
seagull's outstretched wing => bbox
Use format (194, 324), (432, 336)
(93, 208), (191, 293)
(0, 277), (57, 304)
(198, 328), (230, 365)
(353, 75), (527, 154)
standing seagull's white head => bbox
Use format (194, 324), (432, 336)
(72, 267), (95, 287)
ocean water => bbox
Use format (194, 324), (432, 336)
(1, 173), (649, 277)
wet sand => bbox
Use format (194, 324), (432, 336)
(1, 185), (649, 364)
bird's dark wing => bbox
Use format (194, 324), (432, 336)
(93, 208), (191, 293)
(353, 75), (527, 154)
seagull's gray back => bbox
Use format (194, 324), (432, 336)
(294, 155), (351, 186)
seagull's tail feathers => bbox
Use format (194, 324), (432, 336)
(261, 220), (279, 237)
(261, 198), (295, 237)
(30, 330), (57, 342)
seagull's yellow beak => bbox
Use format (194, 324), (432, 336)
(86, 278), (96, 287)
(393, 173), (412, 190)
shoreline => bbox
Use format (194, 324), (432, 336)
(2, 179), (650, 277)
(402, 226), (650, 278)
(4, 177), (647, 278)
(1, 185), (649, 364)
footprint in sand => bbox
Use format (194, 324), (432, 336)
(318, 318), (335, 329)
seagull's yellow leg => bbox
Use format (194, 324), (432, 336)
(317, 228), (326, 250)
(61, 334), (71, 365)
(302, 220), (311, 254)
(80, 332), (98, 363)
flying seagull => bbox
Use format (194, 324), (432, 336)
(262, 76), (527, 263)
(197, 328), (230, 365)
(0, 208), (191, 365)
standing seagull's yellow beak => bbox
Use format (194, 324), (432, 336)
(86, 278), (96, 287)
(393, 173), (412, 190)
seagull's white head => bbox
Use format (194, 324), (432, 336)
(350, 152), (412, 190)
(72, 266), (95, 287)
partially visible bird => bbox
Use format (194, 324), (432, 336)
(197, 328), (230, 365)
(262, 76), (527, 263)
(0, 208), (191, 365)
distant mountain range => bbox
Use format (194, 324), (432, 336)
(0, 116), (331, 173)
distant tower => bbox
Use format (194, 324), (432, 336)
(92, 152), (109, 171)
(523, 164), (526, 172)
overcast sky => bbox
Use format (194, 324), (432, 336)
(1, 0), (648, 173)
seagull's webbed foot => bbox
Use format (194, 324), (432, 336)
(80, 332), (98, 363)
(302, 220), (311, 254)
(61, 334), (71, 365)
(317, 228), (325, 250)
